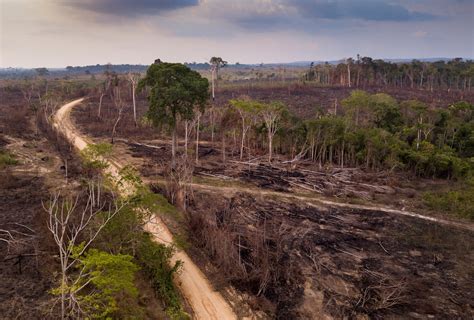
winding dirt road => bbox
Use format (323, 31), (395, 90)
(53, 99), (237, 320)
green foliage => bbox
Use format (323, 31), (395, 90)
(370, 93), (403, 133)
(139, 62), (209, 130)
(230, 98), (264, 114)
(136, 233), (188, 320)
(96, 185), (186, 318)
(81, 143), (113, 170)
(50, 248), (141, 319)
(423, 181), (474, 220)
(0, 150), (19, 169)
(341, 89), (370, 126)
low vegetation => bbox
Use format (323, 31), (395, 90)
(423, 179), (474, 220)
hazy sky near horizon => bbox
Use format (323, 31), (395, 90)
(1, 0), (473, 68)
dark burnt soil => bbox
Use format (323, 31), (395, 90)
(0, 172), (56, 319)
(186, 191), (474, 319)
(123, 139), (439, 213)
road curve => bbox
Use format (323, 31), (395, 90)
(53, 98), (237, 320)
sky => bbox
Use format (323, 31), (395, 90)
(0, 0), (473, 68)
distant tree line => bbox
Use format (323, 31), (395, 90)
(305, 57), (474, 91)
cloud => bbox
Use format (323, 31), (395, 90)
(64, 0), (199, 17)
(289, 0), (435, 22)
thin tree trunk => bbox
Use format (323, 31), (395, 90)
(132, 85), (137, 126)
(171, 125), (177, 167)
(268, 134), (273, 162)
(184, 120), (189, 159)
(98, 93), (104, 118)
(195, 114), (200, 163)
(111, 108), (122, 144)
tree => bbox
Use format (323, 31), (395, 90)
(209, 57), (227, 100)
(45, 181), (127, 319)
(139, 62), (209, 166)
(70, 249), (139, 319)
(341, 90), (370, 126)
(401, 100), (429, 150)
(230, 98), (262, 160)
(111, 85), (125, 144)
(127, 72), (141, 126)
(35, 67), (49, 77)
(370, 93), (402, 133)
(260, 102), (287, 162)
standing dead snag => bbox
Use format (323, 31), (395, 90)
(164, 155), (194, 210)
(44, 182), (127, 319)
(111, 86), (125, 144)
(127, 72), (140, 126)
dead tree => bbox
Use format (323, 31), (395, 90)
(0, 224), (38, 274)
(127, 72), (140, 126)
(195, 111), (202, 163)
(164, 155), (194, 210)
(44, 181), (127, 319)
(111, 86), (125, 144)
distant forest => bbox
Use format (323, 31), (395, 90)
(1, 57), (473, 92)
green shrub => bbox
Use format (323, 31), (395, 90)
(136, 233), (188, 320)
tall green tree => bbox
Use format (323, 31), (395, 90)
(139, 62), (209, 165)
(209, 57), (227, 100)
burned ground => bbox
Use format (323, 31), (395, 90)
(185, 191), (474, 319)
(0, 173), (56, 319)
(214, 84), (474, 118)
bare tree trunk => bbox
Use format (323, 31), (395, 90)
(211, 67), (216, 101)
(132, 85), (137, 126)
(240, 124), (245, 160)
(98, 93), (104, 118)
(111, 108), (122, 144)
(195, 114), (201, 163)
(171, 125), (177, 167)
(347, 62), (351, 87)
(184, 120), (189, 159)
(210, 107), (215, 142)
(268, 134), (273, 162)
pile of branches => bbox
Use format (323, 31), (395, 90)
(201, 160), (395, 200)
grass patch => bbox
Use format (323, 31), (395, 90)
(423, 181), (474, 220)
(0, 150), (19, 169)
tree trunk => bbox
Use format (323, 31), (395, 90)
(171, 125), (177, 167)
(211, 68), (215, 101)
(132, 85), (137, 126)
(347, 63), (351, 87)
(268, 133), (273, 162)
(195, 114), (200, 163)
(98, 93), (104, 118)
(184, 120), (189, 159)
(240, 122), (246, 160)
(111, 108), (122, 144)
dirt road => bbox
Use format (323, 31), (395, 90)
(53, 99), (237, 320)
